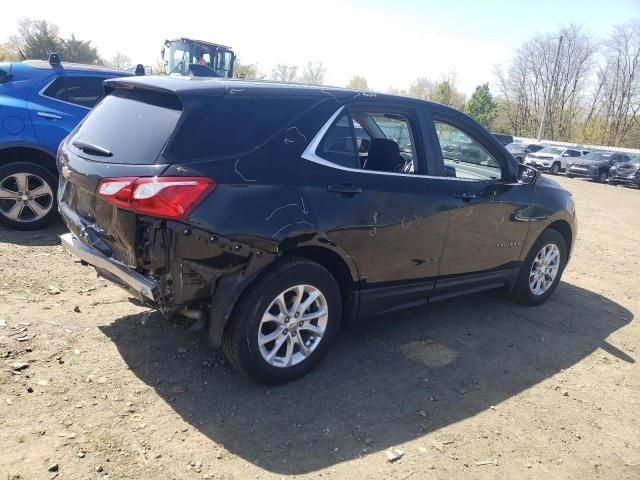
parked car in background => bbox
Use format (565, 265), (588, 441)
(58, 76), (576, 384)
(524, 146), (583, 174)
(0, 56), (140, 230)
(492, 133), (514, 146)
(566, 151), (631, 183)
(607, 155), (640, 188)
(506, 142), (545, 163)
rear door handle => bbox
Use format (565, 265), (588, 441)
(37, 111), (63, 120)
(454, 191), (477, 201)
(327, 184), (362, 196)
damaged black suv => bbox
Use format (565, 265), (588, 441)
(58, 77), (577, 384)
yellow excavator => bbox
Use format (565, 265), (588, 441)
(161, 38), (235, 78)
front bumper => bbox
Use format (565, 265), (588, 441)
(607, 176), (640, 186)
(567, 168), (597, 179)
(525, 161), (551, 171)
(60, 232), (159, 302)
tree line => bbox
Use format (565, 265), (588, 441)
(2, 18), (638, 147)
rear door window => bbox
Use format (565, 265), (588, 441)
(42, 76), (107, 108)
(70, 89), (182, 164)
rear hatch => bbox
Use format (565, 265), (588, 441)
(58, 86), (184, 266)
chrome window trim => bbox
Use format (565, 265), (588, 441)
(301, 106), (501, 183)
(38, 76), (97, 111)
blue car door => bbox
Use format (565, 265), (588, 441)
(26, 73), (108, 155)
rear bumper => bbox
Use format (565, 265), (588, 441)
(60, 232), (159, 302)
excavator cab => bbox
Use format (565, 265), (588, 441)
(161, 38), (235, 77)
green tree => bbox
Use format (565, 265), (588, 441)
(464, 83), (498, 129)
(8, 18), (61, 60)
(347, 75), (369, 90)
(431, 77), (465, 109)
(59, 34), (99, 64)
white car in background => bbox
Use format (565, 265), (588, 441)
(524, 146), (583, 174)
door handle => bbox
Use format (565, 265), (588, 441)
(454, 191), (477, 201)
(37, 111), (63, 120)
(327, 184), (362, 196)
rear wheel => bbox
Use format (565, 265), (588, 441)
(510, 229), (567, 306)
(223, 257), (341, 384)
(0, 162), (57, 230)
(550, 162), (560, 175)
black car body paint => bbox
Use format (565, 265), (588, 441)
(57, 77), (577, 349)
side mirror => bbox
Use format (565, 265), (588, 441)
(518, 164), (538, 185)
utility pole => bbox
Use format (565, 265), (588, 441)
(537, 35), (563, 141)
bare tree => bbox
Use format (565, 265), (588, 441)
(584, 21), (640, 146)
(271, 64), (298, 82)
(407, 76), (435, 100)
(494, 24), (597, 140)
(299, 61), (326, 85)
(110, 52), (131, 69)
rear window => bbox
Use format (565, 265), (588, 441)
(167, 95), (317, 161)
(70, 89), (182, 164)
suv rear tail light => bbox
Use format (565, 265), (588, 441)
(96, 176), (216, 220)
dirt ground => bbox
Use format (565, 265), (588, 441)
(1, 175), (639, 480)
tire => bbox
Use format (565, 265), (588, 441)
(223, 256), (341, 384)
(598, 171), (608, 183)
(510, 228), (567, 306)
(550, 162), (560, 175)
(566, 174), (575, 179)
(0, 162), (58, 230)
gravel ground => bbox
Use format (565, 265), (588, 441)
(0, 175), (638, 480)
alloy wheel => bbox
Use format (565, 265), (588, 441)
(0, 172), (54, 223)
(529, 244), (561, 295)
(258, 284), (328, 368)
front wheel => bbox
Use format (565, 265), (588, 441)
(550, 163), (560, 175)
(223, 257), (341, 384)
(598, 171), (608, 183)
(510, 229), (567, 306)
(0, 162), (58, 230)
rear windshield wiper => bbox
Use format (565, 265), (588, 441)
(72, 140), (113, 157)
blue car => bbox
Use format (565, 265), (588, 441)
(0, 56), (138, 229)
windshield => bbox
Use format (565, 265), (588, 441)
(581, 152), (613, 161)
(538, 147), (564, 155)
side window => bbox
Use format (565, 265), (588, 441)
(43, 76), (106, 108)
(316, 110), (417, 174)
(568, 150), (581, 157)
(434, 121), (503, 180)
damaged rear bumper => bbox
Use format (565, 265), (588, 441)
(60, 232), (159, 302)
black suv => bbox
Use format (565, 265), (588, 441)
(566, 151), (631, 183)
(58, 77), (577, 384)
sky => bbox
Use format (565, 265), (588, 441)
(2, 0), (639, 94)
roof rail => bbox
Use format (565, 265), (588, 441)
(49, 53), (61, 65)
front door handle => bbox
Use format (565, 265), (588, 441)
(37, 111), (63, 120)
(327, 184), (362, 196)
(454, 191), (477, 201)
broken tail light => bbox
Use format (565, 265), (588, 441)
(96, 177), (216, 220)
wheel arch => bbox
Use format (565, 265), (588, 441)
(0, 144), (58, 175)
(547, 219), (573, 260)
(281, 245), (358, 327)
